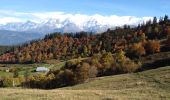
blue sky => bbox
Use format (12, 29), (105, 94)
(0, 0), (169, 17)
(0, 0), (169, 25)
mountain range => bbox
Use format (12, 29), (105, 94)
(0, 19), (115, 34)
(0, 16), (152, 45)
(0, 30), (43, 45)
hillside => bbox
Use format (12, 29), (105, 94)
(0, 30), (43, 45)
(62, 66), (170, 90)
(0, 15), (170, 63)
(0, 15), (170, 90)
(0, 66), (170, 100)
(0, 46), (14, 55)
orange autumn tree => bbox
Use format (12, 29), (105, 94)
(145, 40), (160, 54)
(75, 62), (90, 83)
(129, 42), (146, 58)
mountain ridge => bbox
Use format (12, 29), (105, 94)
(0, 16), (152, 34)
(0, 16), (152, 45)
(0, 30), (43, 45)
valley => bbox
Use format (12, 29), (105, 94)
(0, 1), (170, 99)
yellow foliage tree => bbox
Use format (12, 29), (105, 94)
(145, 40), (160, 54)
(116, 49), (126, 62)
(130, 43), (146, 57)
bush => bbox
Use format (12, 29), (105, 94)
(117, 59), (141, 73)
(90, 53), (102, 65)
(88, 66), (98, 78)
(59, 69), (75, 86)
(75, 62), (90, 83)
(100, 52), (114, 69)
(25, 73), (47, 88)
(116, 49), (126, 62)
(2, 76), (13, 87)
(1, 76), (25, 87)
(145, 40), (160, 54)
(64, 58), (81, 70)
(0, 79), (3, 87)
(128, 43), (146, 58)
(13, 69), (19, 78)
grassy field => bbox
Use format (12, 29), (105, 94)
(0, 58), (88, 77)
(0, 66), (169, 100)
(0, 60), (65, 77)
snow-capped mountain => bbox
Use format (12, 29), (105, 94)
(0, 19), (105, 34)
(0, 15), (153, 45)
(0, 16), (152, 34)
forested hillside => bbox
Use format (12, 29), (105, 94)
(0, 46), (15, 56)
(0, 15), (170, 63)
(0, 15), (170, 89)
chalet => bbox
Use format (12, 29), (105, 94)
(5, 68), (9, 72)
(36, 67), (49, 72)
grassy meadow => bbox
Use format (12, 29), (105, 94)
(0, 59), (65, 77)
(0, 66), (169, 100)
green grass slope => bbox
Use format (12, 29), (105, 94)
(61, 66), (170, 99)
(0, 66), (170, 100)
(63, 66), (170, 90)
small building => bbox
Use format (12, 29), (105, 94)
(36, 67), (49, 72)
(5, 68), (9, 72)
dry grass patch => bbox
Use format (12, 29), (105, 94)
(0, 66), (170, 100)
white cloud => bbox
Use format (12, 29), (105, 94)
(0, 17), (23, 25)
(0, 10), (153, 26)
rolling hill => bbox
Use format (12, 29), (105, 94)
(0, 66), (169, 100)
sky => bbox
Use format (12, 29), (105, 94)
(0, 0), (169, 24)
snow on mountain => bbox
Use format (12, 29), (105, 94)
(0, 14), (153, 45)
(0, 15), (153, 34)
(0, 10), (155, 45)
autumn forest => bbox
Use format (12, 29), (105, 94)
(0, 15), (170, 89)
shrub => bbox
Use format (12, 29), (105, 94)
(0, 79), (3, 87)
(1, 76), (25, 87)
(88, 66), (98, 78)
(17, 76), (25, 86)
(145, 40), (160, 54)
(129, 43), (146, 58)
(117, 59), (141, 73)
(64, 57), (81, 70)
(13, 69), (19, 78)
(2, 76), (13, 87)
(75, 62), (90, 83)
(100, 52), (114, 69)
(44, 73), (55, 89)
(24, 70), (29, 82)
(116, 49), (126, 62)
(9, 67), (16, 72)
(26, 73), (47, 88)
(59, 69), (75, 86)
(91, 53), (101, 65)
